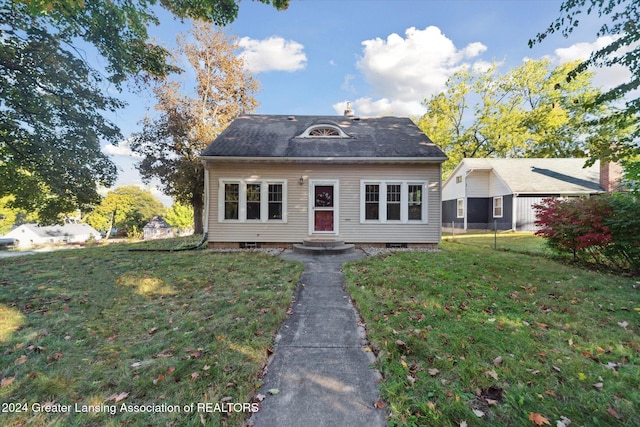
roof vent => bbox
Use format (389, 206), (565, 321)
(287, 116), (296, 121)
(343, 102), (355, 117)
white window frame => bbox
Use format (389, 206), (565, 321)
(218, 178), (288, 223)
(359, 180), (428, 224)
(457, 198), (465, 218)
(493, 196), (503, 218)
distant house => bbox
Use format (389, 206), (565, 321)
(4, 223), (102, 248)
(200, 112), (447, 248)
(143, 216), (175, 240)
(442, 158), (623, 231)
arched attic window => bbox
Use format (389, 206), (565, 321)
(298, 124), (350, 138)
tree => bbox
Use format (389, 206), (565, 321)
(1, 0), (288, 223)
(530, 0), (639, 163)
(1, 6), (122, 222)
(130, 21), (259, 234)
(418, 59), (625, 176)
(83, 186), (165, 237)
(165, 202), (195, 233)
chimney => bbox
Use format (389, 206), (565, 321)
(599, 160), (623, 192)
(343, 101), (355, 117)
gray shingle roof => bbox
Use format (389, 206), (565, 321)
(201, 115), (447, 161)
(22, 223), (101, 238)
(462, 158), (603, 194)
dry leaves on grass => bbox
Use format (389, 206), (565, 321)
(105, 392), (129, 403)
(529, 412), (550, 426)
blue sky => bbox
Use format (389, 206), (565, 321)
(102, 0), (627, 204)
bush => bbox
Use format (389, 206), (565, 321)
(534, 193), (640, 273)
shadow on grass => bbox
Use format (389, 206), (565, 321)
(0, 243), (303, 426)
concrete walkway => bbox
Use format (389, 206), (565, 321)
(250, 250), (386, 427)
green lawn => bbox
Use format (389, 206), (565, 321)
(443, 231), (551, 256)
(0, 239), (303, 426)
(3, 235), (638, 426)
(345, 239), (639, 426)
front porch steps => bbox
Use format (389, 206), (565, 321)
(292, 238), (355, 255)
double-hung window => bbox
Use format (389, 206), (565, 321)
(360, 180), (428, 223)
(219, 179), (287, 222)
(365, 184), (380, 220)
(457, 198), (464, 218)
(493, 196), (503, 218)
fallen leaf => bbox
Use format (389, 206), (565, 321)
(407, 375), (416, 385)
(493, 356), (503, 366)
(374, 399), (385, 409)
(578, 372), (587, 381)
(529, 412), (550, 426)
(544, 390), (556, 397)
(220, 396), (232, 403)
(486, 398), (498, 406)
(484, 370), (498, 380)
(190, 372), (199, 380)
(148, 327), (158, 335)
(199, 412), (206, 426)
(268, 388), (279, 395)
(460, 422), (468, 427)
(472, 409), (485, 418)
(1, 377), (15, 388)
(105, 392), (129, 403)
(15, 355), (27, 364)
(255, 393), (266, 402)
(427, 401), (436, 411)
(203, 365), (210, 371)
(556, 415), (572, 427)
(617, 321), (628, 329)
(166, 366), (176, 375)
(606, 407), (620, 419)
(592, 382), (604, 389)
(131, 362), (143, 368)
(428, 368), (440, 376)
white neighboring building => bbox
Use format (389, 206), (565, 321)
(4, 223), (102, 248)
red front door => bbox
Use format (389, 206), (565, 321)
(313, 185), (334, 232)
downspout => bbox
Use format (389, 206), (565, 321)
(512, 193), (518, 231)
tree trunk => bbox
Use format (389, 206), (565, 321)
(192, 193), (204, 235)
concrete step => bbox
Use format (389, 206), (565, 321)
(293, 240), (355, 255)
(301, 239), (348, 248)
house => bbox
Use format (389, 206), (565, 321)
(143, 216), (175, 240)
(442, 158), (623, 231)
(4, 223), (102, 248)
(200, 112), (447, 248)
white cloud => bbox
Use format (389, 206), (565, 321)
(341, 74), (356, 92)
(238, 36), (307, 73)
(353, 26), (487, 116)
(102, 141), (141, 158)
(551, 35), (632, 91)
(332, 98), (425, 117)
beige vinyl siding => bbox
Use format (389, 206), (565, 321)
(206, 162), (442, 244)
